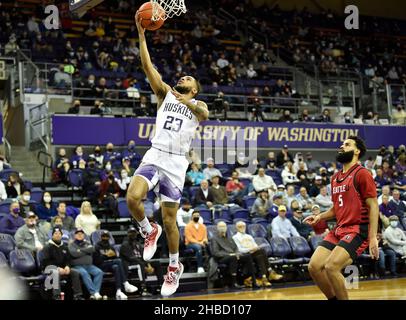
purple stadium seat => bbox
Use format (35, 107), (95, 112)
(243, 196), (257, 210)
(226, 224), (238, 238)
(0, 251), (8, 268)
(198, 209), (212, 224)
(68, 169), (84, 188)
(118, 198), (131, 218)
(309, 235), (324, 252)
(247, 224), (267, 238)
(0, 201), (12, 214)
(0, 233), (15, 256)
(254, 237), (273, 256)
(30, 188), (44, 203)
(9, 249), (37, 274)
(233, 209), (250, 220)
(288, 236), (312, 260)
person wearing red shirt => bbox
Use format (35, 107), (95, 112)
(310, 205), (329, 236)
(305, 136), (379, 300)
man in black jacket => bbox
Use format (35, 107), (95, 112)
(211, 222), (258, 288)
(93, 230), (138, 300)
(42, 227), (84, 300)
(120, 227), (164, 295)
(83, 156), (102, 202)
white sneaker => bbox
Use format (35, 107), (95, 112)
(93, 292), (103, 300)
(116, 290), (128, 300)
(124, 281), (138, 293)
(161, 262), (184, 297)
(142, 223), (162, 261)
(197, 267), (205, 274)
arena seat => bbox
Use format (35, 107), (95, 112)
(0, 251), (8, 268)
(243, 196), (257, 210)
(118, 198), (131, 218)
(248, 224), (267, 238)
(9, 249), (37, 274)
(0, 233), (16, 257)
(309, 235), (324, 252)
(254, 237), (273, 257)
(30, 188), (44, 203)
(0, 201), (12, 214)
(288, 236), (312, 262)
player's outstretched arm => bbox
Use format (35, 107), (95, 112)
(303, 207), (335, 225)
(136, 12), (171, 104)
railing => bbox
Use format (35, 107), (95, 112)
(2, 137), (11, 162)
(71, 87), (321, 119)
(25, 117), (49, 153)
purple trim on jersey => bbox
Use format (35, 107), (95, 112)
(159, 175), (182, 201)
(135, 165), (157, 182)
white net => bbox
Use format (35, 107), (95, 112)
(151, 0), (187, 21)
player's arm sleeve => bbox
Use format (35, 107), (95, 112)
(357, 169), (378, 199)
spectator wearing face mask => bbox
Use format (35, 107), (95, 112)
(0, 202), (25, 236)
(116, 169), (132, 197)
(35, 192), (58, 221)
(68, 100), (81, 114)
(184, 210), (208, 274)
(75, 201), (101, 236)
(100, 161), (115, 181)
(6, 173), (27, 199)
(176, 199), (199, 227)
(99, 172), (120, 217)
(93, 230), (138, 300)
(384, 216), (406, 258)
(121, 140), (142, 169)
(19, 190), (36, 218)
(15, 212), (47, 255)
(88, 146), (104, 169)
(388, 190), (406, 227)
(103, 142), (122, 169)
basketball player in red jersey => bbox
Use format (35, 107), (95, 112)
(304, 136), (379, 300)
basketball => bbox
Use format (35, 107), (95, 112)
(137, 2), (165, 31)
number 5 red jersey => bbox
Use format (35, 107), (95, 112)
(331, 163), (377, 228)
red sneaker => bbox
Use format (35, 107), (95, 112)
(142, 223), (162, 261)
(161, 262), (184, 297)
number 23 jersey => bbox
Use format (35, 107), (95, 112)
(151, 91), (200, 155)
(331, 163), (377, 228)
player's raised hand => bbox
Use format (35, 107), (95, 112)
(303, 214), (321, 226)
(135, 11), (145, 36)
(171, 89), (190, 105)
(369, 237), (380, 260)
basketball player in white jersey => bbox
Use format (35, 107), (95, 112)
(126, 13), (209, 297)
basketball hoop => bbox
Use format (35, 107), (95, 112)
(151, 0), (187, 21)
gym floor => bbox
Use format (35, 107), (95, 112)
(162, 278), (406, 300)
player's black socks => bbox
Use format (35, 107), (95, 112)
(328, 296), (338, 300)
